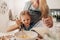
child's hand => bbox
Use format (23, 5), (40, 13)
(16, 19), (22, 25)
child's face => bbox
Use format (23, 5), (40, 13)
(21, 14), (31, 27)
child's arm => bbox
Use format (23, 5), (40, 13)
(7, 19), (22, 32)
(6, 24), (19, 32)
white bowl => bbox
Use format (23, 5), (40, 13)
(14, 31), (38, 40)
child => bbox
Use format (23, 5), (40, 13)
(7, 10), (34, 32)
(19, 10), (34, 31)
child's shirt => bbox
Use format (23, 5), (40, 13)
(20, 22), (34, 31)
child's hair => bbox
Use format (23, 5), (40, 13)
(20, 10), (31, 18)
(19, 10), (31, 25)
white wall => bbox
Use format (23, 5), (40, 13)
(6, 0), (29, 18)
(47, 0), (60, 9)
(0, 0), (9, 32)
(13, 0), (29, 18)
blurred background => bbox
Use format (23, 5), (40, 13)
(0, 0), (60, 32)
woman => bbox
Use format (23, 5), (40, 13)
(24, 0), (53, 27)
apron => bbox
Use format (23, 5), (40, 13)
(28, 4), (41, 24)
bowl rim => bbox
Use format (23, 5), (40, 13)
(14, 31), (38, 39)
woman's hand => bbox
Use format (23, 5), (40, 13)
(42, 16), (53, 28)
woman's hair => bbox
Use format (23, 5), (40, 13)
(20, 10), (31, 18)
(39, 0), (49, 18)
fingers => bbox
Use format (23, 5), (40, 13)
(42, 16), (53, 27)
(16, 19), (22, 25)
